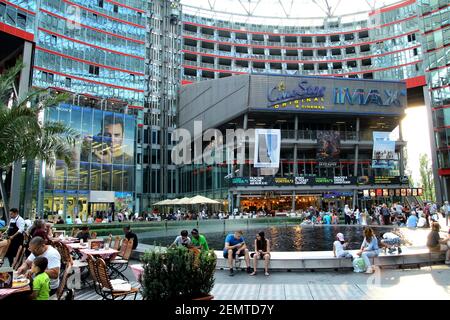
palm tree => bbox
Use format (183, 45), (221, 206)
(0, 60), (78, 221)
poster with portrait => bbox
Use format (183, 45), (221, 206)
(253, 129), (281, 168)
(316, 131), (340, 166)
(44, 104), (136, 192)
(372, 131), (396, 169)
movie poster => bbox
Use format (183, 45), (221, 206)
(316, 131), (340, 166)
(254, 129), (281, 168)
(372, 131), (395, 169)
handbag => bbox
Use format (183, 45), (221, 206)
(352, 257), (366, 273)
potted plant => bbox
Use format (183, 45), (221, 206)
(140, 246), (216, 301)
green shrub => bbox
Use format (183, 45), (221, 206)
(140, 246), (216, 301)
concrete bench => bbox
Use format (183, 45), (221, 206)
(214, 248), (447, 271)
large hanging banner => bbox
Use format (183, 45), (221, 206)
(372, 131), (395, 169)
(253, 129), (281, 168)
(316, 131), (340, 166)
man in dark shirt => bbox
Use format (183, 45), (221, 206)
(123, 225), (138, 250)
(76, 226), (91, 242)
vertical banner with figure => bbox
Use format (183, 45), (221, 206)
(372, 131), (395, 169)
(253, 129), (281, 168)
(317, 131), (340, 166)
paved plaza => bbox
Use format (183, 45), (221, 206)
(74, 262), (450, 300)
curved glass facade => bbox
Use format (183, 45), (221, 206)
(181, 0), (423, 83)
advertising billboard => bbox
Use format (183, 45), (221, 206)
(44, 104), (136, 192)
(372, 131), (396, 169)
(253, 129), (281, 168)
(316, 131), (340, 166)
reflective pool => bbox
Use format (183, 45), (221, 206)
(141, 225), (416, 251)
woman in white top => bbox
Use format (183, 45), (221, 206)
(333, 233), (352, 258)
(417, 213), (427, 228)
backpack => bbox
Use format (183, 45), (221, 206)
(353, 257), (366, 273)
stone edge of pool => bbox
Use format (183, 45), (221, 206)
(130, 243), (447, 270)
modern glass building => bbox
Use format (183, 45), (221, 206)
(417, 0), (450, 202)
(0, 0), (448, 216)
(178, 74), (413, 211)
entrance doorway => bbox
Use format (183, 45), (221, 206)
(88, 202), (113, 218)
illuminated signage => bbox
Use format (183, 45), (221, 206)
(333, 88), (406, 107)
(267, 80), (326, 109)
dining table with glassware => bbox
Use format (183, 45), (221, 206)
(0, 272), (32, 300)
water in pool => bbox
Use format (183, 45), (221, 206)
(142, 225), (412, 251)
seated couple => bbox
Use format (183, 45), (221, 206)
(224, 230), (271, 277)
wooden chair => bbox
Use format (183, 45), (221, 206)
(51, 261), (74, 300)
(0, 239), (11, 267)
(71, 228), (79, 238)
(112, 236), (122, 251)
(110, 239), (133, 274)
(12, 245), (26, 270)
(94, 257), (139, 300)
(86, 254), (101, 295)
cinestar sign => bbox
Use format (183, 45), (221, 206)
(333, 88), (406, 107)
(267, 80), (326, 105)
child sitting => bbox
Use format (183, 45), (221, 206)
(333, 233), (353, 258)
(30, 256), (51, 300)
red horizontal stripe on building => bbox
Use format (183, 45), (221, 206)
(421, 3), (450, 17)
(62, 0), (145, 29)
(183, 60), (422, 77)
(181, 80), (193, 85)
(0, 21), (34, 41)
(183, 29), (419, 51)
(430, 84), (450, 91)
(427, 64), (449, 72)
(182, 44), (420, 64)
(128, 105), (144, 110)
(432, 104), (450, 111)
(0, 0), (35, 15)
(40, 8), (145, 44)
(426, 42), (450, 53)
(35, 46), (144, 76)
(438, 168), (450, 176)
(183, 15), (417, 37)
(369, 0), (416, 16)
(423, 23), (450, 35)
(323, 60), (422, 77)
(33, 66), (144, 92)
(38, 27), (144, 60)
(104, 0), (145, 13)
(404, 75), (426, 88)
(182, 65), (246, 74)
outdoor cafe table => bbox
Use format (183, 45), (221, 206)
(79, 248), (119, 260)
(66, 242), (89, 252)
(0, 286), (32, 300)
(130, 264), (144, 282)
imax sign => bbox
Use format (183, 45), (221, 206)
(333, 88), (406, 107)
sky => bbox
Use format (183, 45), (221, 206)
(401, 106), (432, 186)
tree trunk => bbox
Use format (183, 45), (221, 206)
(0, 169), (10, 223)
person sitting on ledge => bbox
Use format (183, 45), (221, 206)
(250, 231), (271, 276)
(356, 227), (379, 274)
(333, 233), (352, 259)
(170, 230), (191, 248)
(427, 222), (450, 265)
(223, 230), (251, 276)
